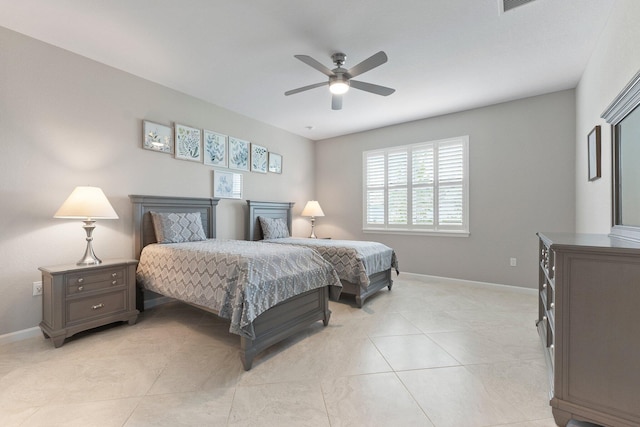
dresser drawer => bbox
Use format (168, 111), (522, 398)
(66, 290), (126, 323)
(66, 267), (127, 295)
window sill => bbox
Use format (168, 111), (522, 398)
(363, 229), (470, 237)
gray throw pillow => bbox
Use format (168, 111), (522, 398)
(150, 211), (207, 243)
(258, 216), (289, 239)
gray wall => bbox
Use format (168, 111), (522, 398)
(315, 90), (576, 288)
(575, 0), (640, 233)
(0, 27), (316, 335)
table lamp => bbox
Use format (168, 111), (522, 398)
(54, 186), (119, 265)
(301, 200), (325, 239)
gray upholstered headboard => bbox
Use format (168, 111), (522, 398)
(129, 195), (219, 259)
(246, 200), (294, 241)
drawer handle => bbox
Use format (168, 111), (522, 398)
(542, 283), (547, 289)
(77, 278), (84, 284)
(543, 316), (547, 321)
(92, 303), (105, 310)
(111, 273), (117, 278)
(550, 302), (555, 308)
(111, 280), (117, 285)
(78, 286), (84, 292)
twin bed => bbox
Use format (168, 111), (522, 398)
(246, 200), (398, 307)
(130, 195), (397, 370)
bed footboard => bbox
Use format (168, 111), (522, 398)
(240, 286), (330, 370)
(340, 269), (392, 308)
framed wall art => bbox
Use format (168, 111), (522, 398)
(228, 137), (250, 171)
(175, 123), (202, 162)
(204, 130), (227, 167)
(268, 152), (282, 174)
(142, 120), (173, 153)
(213, 170), (243, 199)
(588, 125), (601, 181)
(251, 144), (268, 173)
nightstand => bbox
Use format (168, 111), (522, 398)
(38, 259), (139, 347)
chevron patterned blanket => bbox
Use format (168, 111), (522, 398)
(136, 239), (341, 338)
(263, 238), (398, 289)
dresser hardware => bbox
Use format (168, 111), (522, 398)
(92, 303), (105, 310)
(78, 286), (84, 291)
(112, 280), (117, 285)
(77, 277), (84, 284)
(111, 272), (117, 278)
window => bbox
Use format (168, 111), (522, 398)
(363, 136), (469, 235)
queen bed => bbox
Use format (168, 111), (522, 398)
(130, 195), (341, 370)
(246, 200), (398, 307)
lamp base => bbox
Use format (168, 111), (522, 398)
(77, 219), (102, 265)
(308, 217), (317, 239)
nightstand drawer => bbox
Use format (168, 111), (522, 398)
(66, 267), (127, 295)
(67, 290), (126, 323)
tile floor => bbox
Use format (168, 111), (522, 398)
(0, 275), (558, 426)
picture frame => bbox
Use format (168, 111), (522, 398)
(268, 152), (282, 174)
(251, 144), (268, 173)
(142, 120), (173, 154)
(203, 130), (227, 167)
(175, 123), (202, 162)
(588, 125), (601, 181)
(228, 137), (250, 171)
(213, 170), (243, 199)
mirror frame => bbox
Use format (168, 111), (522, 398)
(602, 69), (640, 242)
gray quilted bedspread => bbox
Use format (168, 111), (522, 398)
(136, 239), (341, 339)
(263, 238), (398, 289)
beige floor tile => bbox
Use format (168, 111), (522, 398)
(0, 276), (557, 427)
(371, 334), (460, 371)
(426, 324), (543, 365)
(21, 397), (140, 427)
(228, 381), (329, 427)
(125, 389), (235, 427)
(322, 372), (434, 427)
(398, 366), (528, 427)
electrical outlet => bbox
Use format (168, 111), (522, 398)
(32, 281), (43, 296)
(510, 257), (517, 267)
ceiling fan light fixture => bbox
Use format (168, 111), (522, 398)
(329, 76), (350, 94)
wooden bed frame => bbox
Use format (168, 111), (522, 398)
(246, 200), (393, 307)
(129, 195), (332, 370)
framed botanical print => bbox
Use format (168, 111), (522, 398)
(228, 137), (250, 171)
(251, 144), (268, 173)
(175, 123), (202, 162)
(142, 120), (173, 154)
(268, 152), (282, 174)
(204, 130), (227, 167)
(213, 170), (243, 199)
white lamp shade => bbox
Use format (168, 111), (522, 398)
(54, 186), (119, 219)
(301, 200), (325, 217)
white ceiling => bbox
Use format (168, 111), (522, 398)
(0, 0), (615, 140)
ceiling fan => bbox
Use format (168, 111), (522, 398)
(284, 51), (395, 110)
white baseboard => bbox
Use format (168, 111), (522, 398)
(144, 295), (174, 310)
(0, 326), (42, 345)
(395, 271), (537, 295)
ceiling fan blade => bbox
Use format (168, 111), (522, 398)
(350, 80), (395, 96)
(294, 55), (334, 77)
(332, 94), (343, 110)
(284, 82), (328, 96)
(347, 51), (388, 78)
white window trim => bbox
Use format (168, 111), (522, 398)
(362, 136), (469, 236)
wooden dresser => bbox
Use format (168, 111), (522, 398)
(537, 233), (640, 427)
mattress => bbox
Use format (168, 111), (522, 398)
(136, 239), (341, 338)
